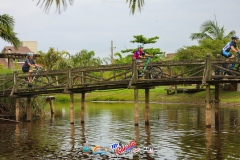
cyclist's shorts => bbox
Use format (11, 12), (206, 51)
(22, 67), (29, 73)
(221, 50), (232, 58)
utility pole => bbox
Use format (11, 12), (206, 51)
(111, 40), (114, 64)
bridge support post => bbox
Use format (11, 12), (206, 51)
(15, 98), (20, 122)
(70, 93), (74, 124)
(27, 97), (31, 122)
(132, 59), (138, 84)
(145, 88), (150, 125)
(46, 96), (55, 115)
(81, 93), (85, 124)
(204, 54), (212, 128)
(134, 89), (139, 126)
(50, 100), (55, 115)
(214, 84), (220, 129)
(206, 84), (211, 128)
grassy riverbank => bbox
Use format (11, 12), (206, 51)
(53, 85), (240, 105)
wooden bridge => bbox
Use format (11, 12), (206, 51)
(1, 54), (240, 127)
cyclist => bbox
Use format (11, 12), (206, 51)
(132, 44), (151, 76)
(222, 35), (240, 70)
(22, 52), (41, 86)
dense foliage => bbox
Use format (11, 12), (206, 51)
(174, 18), (238, 61)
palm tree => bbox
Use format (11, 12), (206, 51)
(34, 0), (144, 14)
(190, 19), (235, 40)
(126, 0), (144, 14)
(0, 14), (21, 49)
(33, 0), (74, 13)
(71, 50), (102, 67)
(37, 47), (70, 70)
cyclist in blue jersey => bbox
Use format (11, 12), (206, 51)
(222, 35), (240, 70)
(222, 35), (240, 58)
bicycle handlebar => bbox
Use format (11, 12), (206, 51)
(142, 55), (153, 59)
(34, 66), (42, 71)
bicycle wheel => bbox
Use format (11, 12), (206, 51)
(34, 76), (50, 87)
(150, 66), (163, 79)
(18, 78), (29, 89)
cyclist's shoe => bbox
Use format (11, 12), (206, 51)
(224, 71), (232, 76)
(230, 64), (235, 69)
(139, 73), (145, 76)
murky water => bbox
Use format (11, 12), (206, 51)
(1, 102), (240, 159)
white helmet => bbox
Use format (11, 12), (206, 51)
(138, 44), (144, 48)
(27, 52), (33, 57)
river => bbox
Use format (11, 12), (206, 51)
(0, 102), (240, 159)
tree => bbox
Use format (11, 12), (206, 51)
(0, 14), (21, 49)
(126, 0), (144, 14)
(112, 52), (132, 64)
(71, 49), (102, 67)
(37, 47), (70, 70)
(190, 18), (235, 41)
(174, 38), (230, 61)
(34, 0), (144, 14)
(121, 35), (163, 62)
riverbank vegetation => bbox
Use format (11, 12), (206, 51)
(53, 85), (240, 105)
(0, 96), (47, 120)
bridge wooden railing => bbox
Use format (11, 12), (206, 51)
(203, 54), (240, 85)
(1, 55), (240, 97)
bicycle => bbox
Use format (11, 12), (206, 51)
(137, 56), (163, 79)
(20, 67), (50, 88)
(215, 55), (240, 75)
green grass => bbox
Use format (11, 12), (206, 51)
(52, 85), (240, 104)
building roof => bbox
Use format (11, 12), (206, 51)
(1, 46), (31, 54)
(165, 53), (175, 60)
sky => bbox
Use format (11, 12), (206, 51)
(0, 0), (239, 59)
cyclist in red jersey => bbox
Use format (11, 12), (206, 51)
(132, 44), (150, 76)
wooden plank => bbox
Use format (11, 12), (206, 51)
(0, 118), (21, 123)
(173, 65), (204, 78)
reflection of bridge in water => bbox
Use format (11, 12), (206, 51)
(1, 54), (240, 127)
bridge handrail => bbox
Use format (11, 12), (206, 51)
(2, 54), (240, 97)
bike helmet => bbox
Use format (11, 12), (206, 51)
(138, 44), (144, 48)
(27, 52), (33, 57)
(231, 35), (239, 40)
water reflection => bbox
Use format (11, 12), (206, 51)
(145, 125), (150, 146)
(81, 122), (86, 144)
(135, 126), (139, 146)
(50, 113), (54, 125)
(81, 100), (85, 124)
(215, 103), (220, 130)
(14, 123), (21, 147)
(70, 124), (75, 151)
(215, 127), (222, 160)
(1, 103), (240, 159)
(205, 128), (212, 159)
